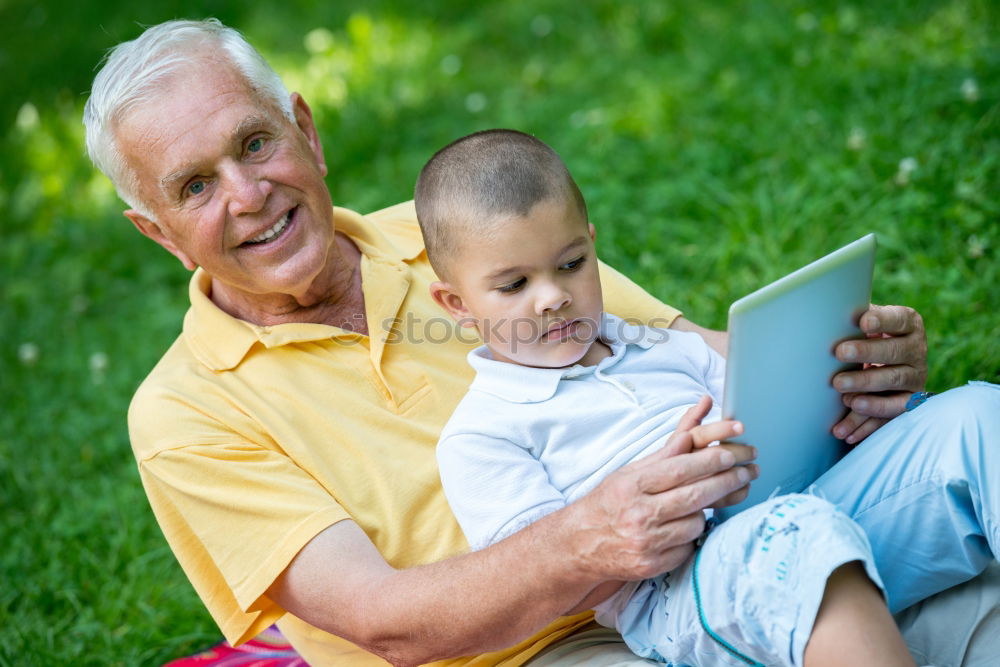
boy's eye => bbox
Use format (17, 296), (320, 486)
(560, 256), (586, 271)
(497, 277), (527, 294)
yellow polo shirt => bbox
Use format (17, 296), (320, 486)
(129, 201), (681, 665)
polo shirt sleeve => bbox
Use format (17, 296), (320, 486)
(437, 430), (567, 551)
(598, 260), (681, 327)
(132, 402), (350, 646)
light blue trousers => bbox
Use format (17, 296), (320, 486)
(613, 381), (1000, 666)
(813, 381), (1000, 612)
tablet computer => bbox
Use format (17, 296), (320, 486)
(714, 233), (876, 521)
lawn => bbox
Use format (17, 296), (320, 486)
(1, 0), (997, 663)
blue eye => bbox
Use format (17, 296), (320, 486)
(247, 137), (264, 153)
(561, 256), (586, 271)
(188, 180), (206, 196)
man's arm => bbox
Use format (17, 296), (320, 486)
(267, 442), (756, 667)
(670, 304), (929, 444)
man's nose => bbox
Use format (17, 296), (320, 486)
(224, 165), (271, 216)
(535, 282), (572, 315)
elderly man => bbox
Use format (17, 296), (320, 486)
(85, 19), (1000, 667)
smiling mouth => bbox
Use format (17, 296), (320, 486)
(244, 208), (294, 245)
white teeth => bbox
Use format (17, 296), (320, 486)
(247, 211), (290, 244)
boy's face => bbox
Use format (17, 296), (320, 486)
(431, 197), (604, 368)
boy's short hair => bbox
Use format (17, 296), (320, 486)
(414, 129), (588, 277)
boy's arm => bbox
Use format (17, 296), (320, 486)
(670, 316), (727, 357)
(437, 431), (567, 550)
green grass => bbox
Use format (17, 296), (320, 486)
(1, 0), (998, 663)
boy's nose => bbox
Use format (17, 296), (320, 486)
(535, 283), (572, 315)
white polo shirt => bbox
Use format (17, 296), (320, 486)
(437, 313), (726, 551)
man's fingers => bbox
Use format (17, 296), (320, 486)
(636, 444), (756, 495)
(833, 363), (924, 394)
(835, 334), (923, 367)
(648, 457), (759, 521)
(654, 542), (698, 576)
(845, 392), (912, 419)
(843, 417), (886, 445)
(709, 464), (758, 508)
(832, 407), (868, 440)
(859, 304), (922, 336)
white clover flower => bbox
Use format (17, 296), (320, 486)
(569, 108), (606, 128)
(796, 13), (818, 32)
(847, 127), (866, 151)
(18, 342), (39, 366)
(967, 235), (985, 259)
(304, 28), (334, 55)
(440, 54), (462, 76)
(89, 352), (109, 373)
(961, 78), (980, 103)
(464, 92), (487, 113)
(895, 157), (918, 186)
(71, 294), (90, 315)
(531, 15), (553, 37)
(16, 102), (39, 132)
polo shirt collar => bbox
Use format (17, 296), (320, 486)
(467, 313), (658, 403)
(182, 206), (423, 372)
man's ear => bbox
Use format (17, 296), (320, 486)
(429, 281), (476, 327)
(290, 92), (328, 178)
(125, 210), (197, 271)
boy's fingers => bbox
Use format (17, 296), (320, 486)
(689, 420), (743, 448)
(662, 430), (694, 458)
(676, 395), (713, 432)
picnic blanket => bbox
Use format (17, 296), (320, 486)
(162, 625), (306, 667)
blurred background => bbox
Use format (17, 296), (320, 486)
(1, 0), (997, 663)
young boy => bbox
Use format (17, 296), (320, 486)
(414, 129), (915, 666)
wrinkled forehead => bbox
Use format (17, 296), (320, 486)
(113, 60), (274, 194)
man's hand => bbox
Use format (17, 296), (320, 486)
(832, 304), (928, 444)
(565, 398), (758, 582)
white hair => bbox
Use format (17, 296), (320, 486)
(83, 18), (294, 218)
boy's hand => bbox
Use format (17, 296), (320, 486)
(832, 305), (928, 444)
(569, 396), (757, 581)
(662, 395), (758, 508)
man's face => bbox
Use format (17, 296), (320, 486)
(118, 57), (335, 299)
(436, 197), (604, 369)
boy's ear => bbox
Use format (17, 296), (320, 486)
(125, 209), (198, 271)
(588, 223), (596, 242)
(429, 281), (476, 327)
